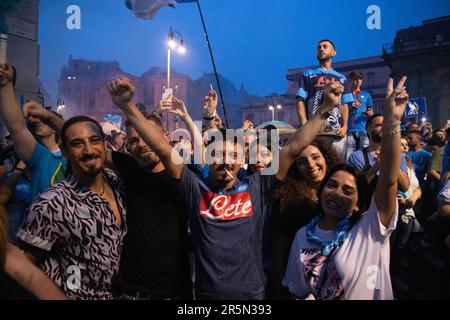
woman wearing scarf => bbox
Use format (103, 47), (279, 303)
(283, 77), (409, 300)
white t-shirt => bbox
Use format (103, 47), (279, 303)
(283, 196), (398, 300)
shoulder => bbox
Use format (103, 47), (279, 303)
(303, 68), (320, 77)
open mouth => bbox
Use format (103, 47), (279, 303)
(326, 199), (342, 209)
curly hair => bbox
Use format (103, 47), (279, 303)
(275, 138), (342, 213)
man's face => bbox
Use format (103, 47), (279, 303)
(317, 41), (335, 62)
(113, 133), (126, 150)
(126, 124), (163, 170)
(210, 140), (244, 186)
(367, 116), (383, 143)
(248, 143), (272, 173)
(27, 116), (55, 139)
(350, 78), (363, 89)
(408, 123), (419, 131)
(407, 132), (421, 148)
(63, 121), (106, 177)
(435, 131), (445, 144)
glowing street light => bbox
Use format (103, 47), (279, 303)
(269, 104), (282, 121)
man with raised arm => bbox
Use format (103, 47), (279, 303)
(108, 76), (344, 300)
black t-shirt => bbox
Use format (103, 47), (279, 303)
(111, 152), (191, 298)
(0, 270), (36, 300)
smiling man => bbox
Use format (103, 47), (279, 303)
(17, 116), (127, 300)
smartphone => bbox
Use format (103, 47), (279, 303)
(162, 87), (173, 100)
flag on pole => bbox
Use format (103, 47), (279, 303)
(125, 0), (196, 20)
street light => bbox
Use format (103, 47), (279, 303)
(56, 99), (65, 112)
(268, 104), (282, 121)
(166, 27), (186, 131)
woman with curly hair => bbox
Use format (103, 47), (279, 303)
(267, 137), (341, 299)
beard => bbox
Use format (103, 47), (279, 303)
(371, 131), (382, 143)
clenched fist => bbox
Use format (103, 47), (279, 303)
(108, 77), (135, 108)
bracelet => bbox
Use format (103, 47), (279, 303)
(381, 120), (401, 135)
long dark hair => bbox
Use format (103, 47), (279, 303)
(275, 138), (341, 213)
(317, 163), (370, 219)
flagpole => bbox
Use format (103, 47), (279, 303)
(194, 0), (229, 128)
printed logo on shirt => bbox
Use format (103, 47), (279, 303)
(199, 191), (253, 221)
(237, 183), (249, 193)
(313, 76), (345, 88)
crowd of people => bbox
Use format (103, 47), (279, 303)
(0, 39), (449, 300)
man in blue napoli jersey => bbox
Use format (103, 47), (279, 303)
(295, 39), (355, 160)
(344, 70), (374, 160)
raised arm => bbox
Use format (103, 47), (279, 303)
(0, 63), (36, 161)
(22, 101), (65, 135)
(108, 77), (183, 178)
(202, 90), (218, 130)
(168, 96), (204, 166)
(375, 77), (409, 227)
(277, 81), (344, 181)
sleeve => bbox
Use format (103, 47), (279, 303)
(282, 230), (308, 298)
(17, 192), (61, 251)
(348, 152), (365, 172)
(176, 165), (198, 205)
(296, 73), (309, 100)
(366, 92), (374, 108)
(341, 79), (355, 105)
(438, 179), (450, 203)
(400, 154), (408, 173)
(24, 142), (47, 174)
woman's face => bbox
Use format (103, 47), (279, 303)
(400, 138), (409, 154)
(321, 170), (359, 221)
(296, 145), (327, 185)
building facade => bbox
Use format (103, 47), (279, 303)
(383, 15), (450, 127)
(1, 0), (40, 139)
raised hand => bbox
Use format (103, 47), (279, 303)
(242, 119), (254, 131)
(384, 76), (408, 120)
(22, 101), (49, 120)
(0, 62), (13, 87)
(203, 89), (218, 118)
(168, 96), (190, 119)
(316, 81), (344, 117)
(108, 77), (135, 108)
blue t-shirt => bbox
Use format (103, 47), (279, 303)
(441, 144), (450, 188)
(408, 149), (432, 189)
(347, 90), (374, 134)
(296, 67), (354, 135)
(6, 175), (31, 242)
(24, 142), (66, 203)
(348, 148), (408, 173)
(177, 166), (277, 299)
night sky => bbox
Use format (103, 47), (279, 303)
(38, 0), (450, 102)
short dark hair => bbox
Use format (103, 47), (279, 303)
(318, 39), (335, 50)
(407, 129), (422, 137)
(366, 113), (383, 131)
(60, 116), (105, 148)
(446, 127), (450, 137)
(349, 70), (364, 81)
(125, 111), (163, 130)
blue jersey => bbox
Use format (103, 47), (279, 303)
(348, 90), (374, 134)
(296, 68), (354, 135)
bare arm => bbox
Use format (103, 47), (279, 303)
(336, 103), (349, 137)
(169, 96), (204, 166)
(428, 170), (441, 183)
(0, 63), (36, 161)
(295, 98), (307, 126)
(108, 77), (183, 179)
(277, 82), (344, 181)
(397, 171), (411, 192)
(22, 101), (65, 135)
(4, 244), (67, 300)
(202, 91), (218, 130)
(375, 77), (409, 227)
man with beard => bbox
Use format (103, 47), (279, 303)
(348, 113), (410, 197)
(17, 116), (127, 300)
(295, 39), (355, 160)
(108, 76), (344, 300)
(108, 112), (192, 300)
(0, 63), (66, 203)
